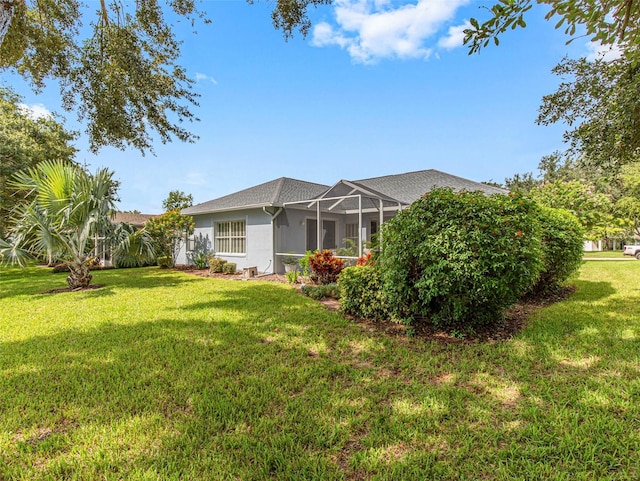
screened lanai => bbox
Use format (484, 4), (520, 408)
(276, 180), (407, 261)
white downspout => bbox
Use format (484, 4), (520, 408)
(263, 206), (283, 274)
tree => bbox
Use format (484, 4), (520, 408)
(0, 1), (204, 154)
(0, 161), (153, 289)
(537, 54), (640, 172)
(528, 179), (616, 240)
(0, 87), (77, 238)
(144, 210), (194, 266)
(464, 1), (640, 61)
(615, 163), (640, 235)
(0, 0), (326, 154)
(162, 190), (193, 212)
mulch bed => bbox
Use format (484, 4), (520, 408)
(42, 284), (106, 295)
(347, 286), (576, 343)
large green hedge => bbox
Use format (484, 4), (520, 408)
(338, 265), (388, 321)
(379, 188), (544, 329)
(532, 206), (584, 294)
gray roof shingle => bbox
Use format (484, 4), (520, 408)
(354, 169), (506, 204)
(182, 169), (507, 215)
(111, 212), (156, 226)
(182, 177), (330, 215)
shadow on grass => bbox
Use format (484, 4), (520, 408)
(1, 276), (638, 479)
(0, 266), (201, 300)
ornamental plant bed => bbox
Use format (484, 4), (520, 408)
(343, 285), (576, 343)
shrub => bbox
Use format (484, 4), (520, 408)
(531, 206), (584, 293)
(301, 283), (340, 300)
(285, 270), (299, 284)
(187, 233), (212, 268)
(223, 262), (237, 274)
(188, 252), (209, 269)
(114, 252), (154, 268)
(298, 250), (313, 277)
(338, 265), (388, 321)
(309, 250), (344, 285)
(208, 257), (227, 274)
(157, 256), (172, 268)
(357, 252), (373, 266)
(52, 263), (68, 273)
(380, 188), (544, 329)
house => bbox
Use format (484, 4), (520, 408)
(93, 212), (157, 266)
(177, 169), (506, 274)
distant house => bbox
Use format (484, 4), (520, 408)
(110, 212), (156, 228)
(93, 212), (157, 266)
(177, 169), (506, 274)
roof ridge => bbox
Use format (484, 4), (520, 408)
(271, 177), (286, 205)
(353, 169), (436, 183)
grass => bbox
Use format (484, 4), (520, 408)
(582, 250), (628, 258)
(1, 264), (639, 480)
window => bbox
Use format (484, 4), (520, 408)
(186, 235), (195, 252)
(215, 220), (246, 254)
(306, 219), (336, 251)
(370, 221), (378, 240)
(345, 223), (358, 245)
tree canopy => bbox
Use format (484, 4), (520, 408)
(163, 190), (193, 212)
(464, 1), (640, 61)
(0, 87), (77, 238)
(0, 0), (327, 155)
(0, 1), (211, 154)
(537, 53), (640, 171)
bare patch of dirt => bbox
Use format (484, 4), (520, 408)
(42, 284), (105, 295)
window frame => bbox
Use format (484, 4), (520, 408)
(215, 220), (247, 255)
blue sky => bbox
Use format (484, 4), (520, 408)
(4, 0), (611, 213)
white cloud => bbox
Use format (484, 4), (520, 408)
(585, 41), (622, 62)
(311, 0), (469, 63)
(195, 72), (218, 85)
(437, 21), (470, 50)
(183, 171), (207, 186)
(18, 103), (52, 120)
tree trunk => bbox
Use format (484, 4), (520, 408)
(66, 261), (92, 290)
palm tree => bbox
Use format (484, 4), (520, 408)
(0, 160), (153, 289)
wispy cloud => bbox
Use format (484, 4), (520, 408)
(195, 72), (218, 85)
(585, 41), (622, 62)
(437, 21), (470, 50)
(311, 0), (469, 63)
(18, 103), (52, 120)
(183, 171), (207, 186)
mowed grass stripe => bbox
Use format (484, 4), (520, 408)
(1, 263), (638, 480)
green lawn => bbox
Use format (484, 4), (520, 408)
(582, 250), (628, 258)
(1, 264), (639, 480)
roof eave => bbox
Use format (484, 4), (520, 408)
(182, 202), (280, 216)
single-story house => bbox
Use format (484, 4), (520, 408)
(177, 169), (506, 274)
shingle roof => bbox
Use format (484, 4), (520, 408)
(354, 169), (506, 204)
(183, 170), (507, 215)
(182, 177), (330, 215)
(111, 212), (156, 226)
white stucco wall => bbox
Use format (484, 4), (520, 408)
(176, 208), (275, 273)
